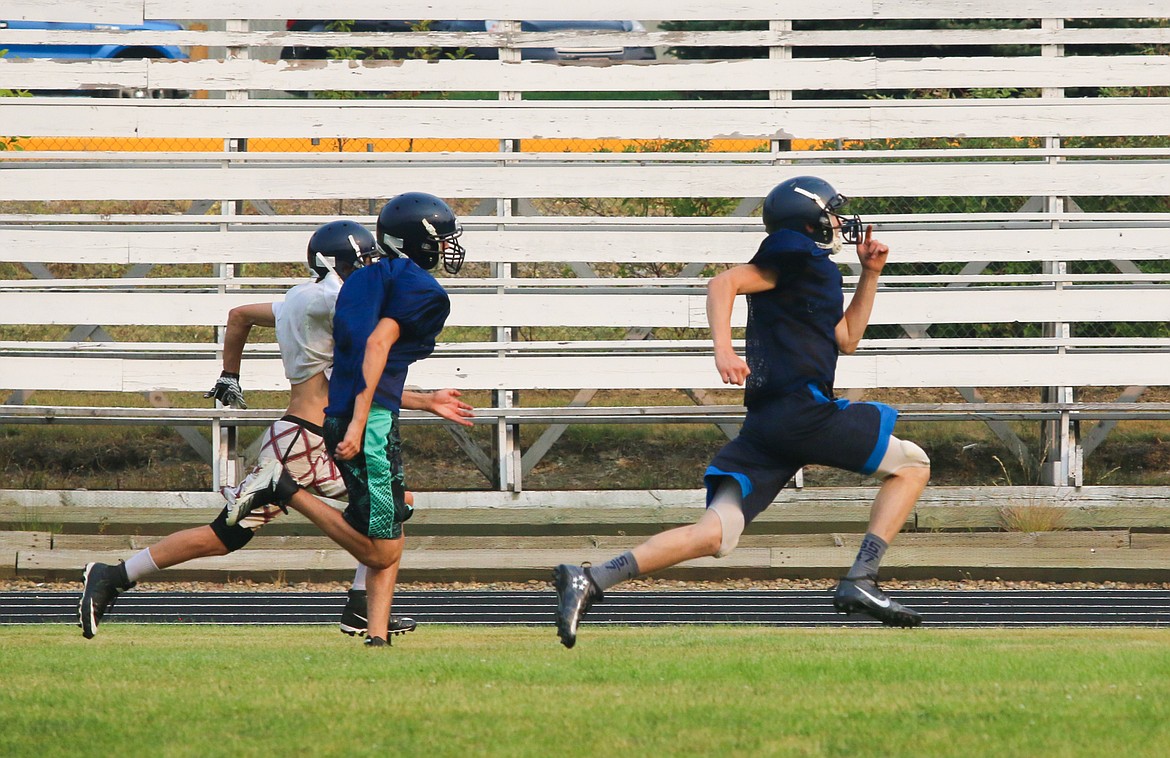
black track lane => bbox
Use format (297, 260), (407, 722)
(5, 590), (1170, 627)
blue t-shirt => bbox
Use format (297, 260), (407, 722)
(743, 229), (844, 407)
(326, 256), (451, 416)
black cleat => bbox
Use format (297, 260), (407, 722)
(78, 562), (136, 639)
(553, 564), (603, 649)
(389, 615), (418, 636)
(225, 458), (299, 526)
(832, 576), (923, 628)
(340, 589), (417, 637)
(364, 635), (390, 648)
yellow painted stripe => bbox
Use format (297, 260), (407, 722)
(22, 137), (821, 153)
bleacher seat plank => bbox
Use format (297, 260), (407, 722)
(3, 288), (1166, 328)
(6, 160), (1168, 202)
(0, 531), (51, 551)
(126, 0), (1169, 23)
(7, 98), (1170, 141)
(14, 543), (1170, 583)
(5, 55), (1166, 95)
(4, 226), (1169, 266)
(0, 505), (318, 536)
(18, 549), (359, 574)
(48, 533), (347, 552)
(5, 352), (1170, 394)
(916, 503), (1170, 531)
(33, 530), (1134, 557)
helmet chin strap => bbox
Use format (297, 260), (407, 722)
(380, 234), (408, 259)
(315, 252), (339, 278)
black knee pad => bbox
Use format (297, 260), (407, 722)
(210, 509), (256, 552)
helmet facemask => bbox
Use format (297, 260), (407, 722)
(433, 223), (466, 275)
(793, 185), (862, 252)
(384, 219), (465, 275)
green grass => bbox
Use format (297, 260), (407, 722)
(3, 626), (1170, 757)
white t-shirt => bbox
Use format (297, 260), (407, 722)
(271, 274), (341, 384)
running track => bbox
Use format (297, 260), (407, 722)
(4, 590), (1170, 627)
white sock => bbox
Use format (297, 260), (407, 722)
(351, 564), (367, 591)
(124, 548), (160, 583)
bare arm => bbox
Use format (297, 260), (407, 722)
(706, 264), (778, 386)
(835, 226), (888, 355)
(336, 317), (400, 460)
(402, 388), (475, 427)
(222, 303), (276, 374)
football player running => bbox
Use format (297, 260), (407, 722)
(553, 176), (932, 648)
(78, 219), (473, 640)
(226, 193), (467, 647)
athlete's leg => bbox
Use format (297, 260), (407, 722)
(284, 488), (400, 569)
(833, 434), (930, 627)
(866, 435), (932, 542)
(138, 526), (229, 572)
(633, 508), (724, 574)
(364, 538), (403, 642)
(867, 465), (930, 543)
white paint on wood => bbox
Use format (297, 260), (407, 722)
(5, 351), (1170, 392)
(7, 98), (1170, 141)
(5, 26), (1170, 51)
(2, 287), (1165, 328)
(138, 0), (1170, 21)
(6, 1), (142, 24)
(4, 161), (1168, 201)
(4, 56), (1170, 94)
(2, 227), (1169, 265)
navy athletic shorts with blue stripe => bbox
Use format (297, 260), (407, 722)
(704, 382), (898, 525)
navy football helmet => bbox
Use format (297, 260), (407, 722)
(307, 220), (377, 279)
(762, 176), (862, 247)
(376, 192), (466, 274)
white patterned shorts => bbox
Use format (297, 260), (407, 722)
(221, 415), (347, 531)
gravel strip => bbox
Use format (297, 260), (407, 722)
(7, 578), (1170, 593)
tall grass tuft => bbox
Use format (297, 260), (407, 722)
(999, 502), (1069, 532)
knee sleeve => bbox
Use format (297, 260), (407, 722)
(874, 436), (931, 479)
(709, 480), (746, 558)
(209, 509), (256, 552)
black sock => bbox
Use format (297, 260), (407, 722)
(113, 561), (133, 589)
(846, 533), (888, 580)
(588, 551), (640, 592)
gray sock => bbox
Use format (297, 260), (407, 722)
(588, 551), (640, 592)
(846, 533), (888, 580)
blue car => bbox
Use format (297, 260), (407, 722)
(0, 19), (187, 97)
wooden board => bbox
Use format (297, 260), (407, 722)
(5, 55), (1168, 94)
(5, 27), (1170, 55)
(9, 350), (1169, 393)
(15, 543), (1170, 582)
(137, 1), (1170, 23)
(7, 99), (1170, 141)
(0, 530), (52, 551)
(5, 160), (1170, 202)
(3, 226), (1170, 266)
(7, 0), (142, 23)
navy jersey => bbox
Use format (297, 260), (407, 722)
(743, 229), (844, 407)
(327, 256), (451, 416)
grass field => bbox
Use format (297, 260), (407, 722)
(3, 626), (1169, 757)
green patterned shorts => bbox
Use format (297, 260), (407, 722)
(324, 406), (412, 540)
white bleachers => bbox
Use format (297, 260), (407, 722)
(2, 1), (1168, 494)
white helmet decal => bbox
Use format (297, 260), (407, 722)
(793, 185), (829, 211)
